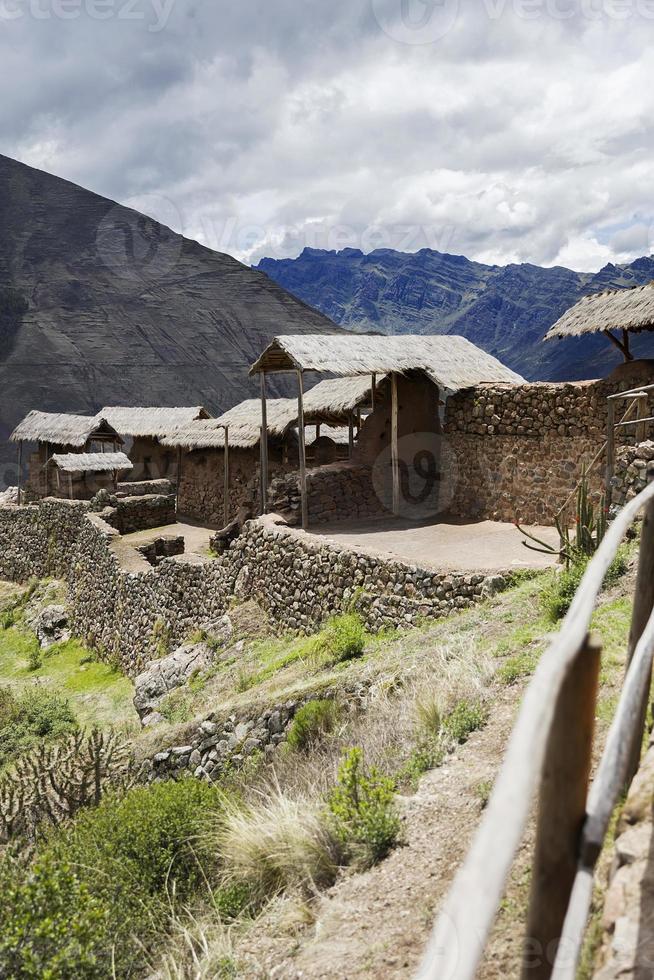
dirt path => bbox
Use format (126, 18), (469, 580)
(237, 685), (526, 979)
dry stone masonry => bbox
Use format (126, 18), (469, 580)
(270, 462), (386, 526)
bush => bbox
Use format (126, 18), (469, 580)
(328, 748), (400, 868)
(0, 687), (77, 769)
(0, 779), (223, 978)
(215, 791), (338, 902)
(540, 548), (629, 623)
(443, 699), (488, 744)
(287, 699), (340, 751)
(314, 613), (366, 666)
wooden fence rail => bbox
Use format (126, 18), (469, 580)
(417, 479), (654, 980)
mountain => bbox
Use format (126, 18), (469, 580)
(256, 247), (654, 381)
(0, 154), (338, 486)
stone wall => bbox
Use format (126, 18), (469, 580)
(612, 442), (654, 507)
(592, 734), (654, 979)
(109, 493), (176, 534)
(269, 462), (387, 526)
(0, 500), (517, 674)
(443, 379), (648, 525)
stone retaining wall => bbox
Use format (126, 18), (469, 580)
(110, 493), (176, 534)
(269, 462), (387, 526)
(612, 441), (654, 507)
(0, 501), (516, 675)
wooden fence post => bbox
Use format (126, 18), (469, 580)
(521, 634), (601, 980)
(605, 399), (615, 508)
(625, 482), (654, 784)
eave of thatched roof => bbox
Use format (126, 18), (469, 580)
(301, 375), (384, 423)
(100, 406), (210, 438)
(545, 283), (654, 341)
(249, 335), (525, 389)
(49, 452), (133, 474)
(308, 425), (352, 445)
(10, 411), (119, 447)
(160, 397), (300, 451)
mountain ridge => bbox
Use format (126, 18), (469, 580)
(256, 246), (654, 380)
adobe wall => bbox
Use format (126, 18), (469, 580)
(128, 437), (178, 482)
(444, 379), (649, 525)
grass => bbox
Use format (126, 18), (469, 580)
(0, 627), (136, 730)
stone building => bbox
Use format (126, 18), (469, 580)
(9, 410), (123, 499)
(100, 406), (210, 481)
(46, 451), (133, 500)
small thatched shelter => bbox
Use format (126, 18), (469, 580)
(9, 411), (122, 501)
(545, 282), (654, 361)
(250, 334), (525, 527)
(100, 406), (210, 482)
(47, 452), (133, 500)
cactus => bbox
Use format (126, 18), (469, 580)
(516, 467), (607, 569)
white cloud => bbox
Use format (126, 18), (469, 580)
(2, 0), (654, 272)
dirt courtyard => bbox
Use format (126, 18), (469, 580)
(306, 516), (561, 573)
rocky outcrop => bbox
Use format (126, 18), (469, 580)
(613, 442), (654, 507)
(29, 605), (71, 649)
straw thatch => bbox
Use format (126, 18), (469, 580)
(160, 398), (299, 451)
(545, 283), (654, 341)
(301, 376), (383, 423)
(10, 411), (119, 447)
(309, 425), (352, 445)
(100, 406), (209, 438)
(49, 452), (133, 474)
(250, 334), (525, 389)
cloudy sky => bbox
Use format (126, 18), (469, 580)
(2, 0), (654, 271)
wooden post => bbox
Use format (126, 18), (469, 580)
(605, 399), (615, 508)
(636, 394), (647, 444)
(624, 482), (654, 783)
(16, 441), (22, 506)
(223, 425), (230, 527)
(391, 372), (400, 516)
(69, 473), (74, 501)
(521, 635), (601, 980)
(315, 424), (320, 440)
(348, 414), (355, 458)
(297, 369), (308, 530)
(371, 373), (376, 411)
(176, 446), (183, 514)
(260, 371), (269, 515)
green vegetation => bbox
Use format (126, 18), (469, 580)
(540, 546), (630, 623)
(0, 779), (223, 979)
(287, 699), (340, 751)
(328, 748), (401, 868)
(442, 699), (488, 744)
(0, 686), (77, 769)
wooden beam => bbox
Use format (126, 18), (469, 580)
(297, 369), (308, 530)
(371, 373), (376, 411)
(16, 441), (22, 506)
(606, 330), (634, 361)
(69, 473), (73, 501)
(636, 393), (648, 443)
(223, 425), (230, 527)
(348, 414), (354, 458)
(605, 398), (615, 508)
(260, 371), (269, 514)
(391, 372), (400, 515)
(521, 635), (600, 980)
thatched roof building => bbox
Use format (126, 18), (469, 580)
(545, 283), (654, 360)
(301, 376), (383, 424)
(250, 335), (525, 388)
(10, 411), (120, 447)
(100, 406), (209, 438)
(160, 401), (295, 451)
(49, 452), (133, 474)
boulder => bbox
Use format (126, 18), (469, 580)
(133, 641), (216, 719)
(31, 604), (71, 649)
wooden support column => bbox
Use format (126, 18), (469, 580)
(636, 394), (648, 443)
(176, 446), (183, 514)
(371, 373), (376, 411)
(260, 372), (269, 515)
(391, 372), (400, 516)
(521, 635), (601, 980)
(348, 414), (355, 458)
(69, 473), (74, 501)
(605, 399), (615, 508)
(297, 369), (308, 530)
(16, 441), (22, 506)
(625, 484), (654, 784)
(223, 425), (230, 527)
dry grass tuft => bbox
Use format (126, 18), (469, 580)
(151, 912), (235, 980)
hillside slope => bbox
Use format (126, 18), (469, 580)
(257, 248), (654, 381)
(0, 155), (338, 485)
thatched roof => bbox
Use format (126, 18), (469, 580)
(10, 411), (119, 447)
(100, 406), (209, 438)
(49, 452), (133, 474)
(545, 283), (654, 341)
(301, 376), (383, 423)
(309, 425), (352, 445)
(250, 334), (524, 389)
(160, 398), (299, 451)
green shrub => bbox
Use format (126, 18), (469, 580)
(540, 561), (588, 622)
(0, 779), (223, 978)
(498, 652), (537, 686)
(397, 738), (445, 789)
(0, 687), (77, 769)
(314, 613), (366, 666)
(287, 699), (340, 751)
(443, 699), (488, 744)
(328, 748), (400, 868)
